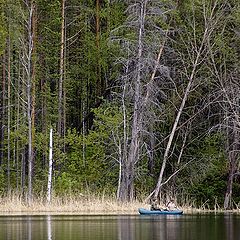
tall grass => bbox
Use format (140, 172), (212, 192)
(0, 191), (149, 215)
(0, 192), (239, 214)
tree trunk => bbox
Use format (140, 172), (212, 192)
(7, 35), (11, 190)
(95, 0), (102, 97)
(147, 126), (155, 175)
(224, 157), (236, 210)
(118, 0), (148, 202)
(224, 120), (239, 210)
(58, 0), (66, 136)
(16, 53), (21, 190)
(118, 163), (135, 202)
(26, 2), (34, 204)
(21, 148), (26, 195)
(47, 128), (53, 203)
(117, 55), (129, 200)
(153, 71), (195, 199)
(31, 0), (37, 177)
(0, 53), (6, 166)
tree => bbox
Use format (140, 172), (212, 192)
(202, 0), (240, 209)
(151, 0), (228, 200)
(47, 128), (53, 203)
(0, 0), (7, 166)
(112, 0), (174, 201)
(58, 0), (66, 137)
(19, 0), (35, 203)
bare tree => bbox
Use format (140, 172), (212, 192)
(208, 73), (240, 210)
(20, 0), (35, 203)
(205, 1), (240, 209)
(151, 0), (226, 200)
(209, 65), (240, 209)
(112, 0), (173, 201)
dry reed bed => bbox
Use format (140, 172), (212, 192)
(0, 194), (149, 215)
(0, 194), (239, 215)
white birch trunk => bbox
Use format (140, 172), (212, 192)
(47, 215), (52, 240)
(47, 128), (53, 203)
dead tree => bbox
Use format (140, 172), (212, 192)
(20, 0), (35, 203)
(112, 0), (173, 201)
(151, 0), (226, 200)
(116, 0), (148, 202)
(205, 1), (240, 208)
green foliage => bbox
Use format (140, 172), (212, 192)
(187, 133), (228, 208)
(54, 103), (124, 194)
(55, 172), (77, 193)
(190, 173), (226, 208)
(0, 0), (7, 54)
(0, 169), (6, 194)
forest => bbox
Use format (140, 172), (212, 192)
(0, 0), (239, 210)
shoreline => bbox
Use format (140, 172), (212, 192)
(0, 208), (239, 216)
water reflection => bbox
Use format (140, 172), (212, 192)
(116, 215), (183, 240)
(28, 217), (32, 240)
(117, 216), (135, 240)
(0, 214), (240, 240)
(223, 213), (240, 240)
(47, 215), (52, 240)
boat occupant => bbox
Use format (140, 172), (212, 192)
(150, 198), (161, 211)
(166, 199), (177, 211)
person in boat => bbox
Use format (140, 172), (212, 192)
(150, 198), (162, 211)
(166, 199), (177, 211)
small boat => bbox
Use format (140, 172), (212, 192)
(138, 208), (183, 215)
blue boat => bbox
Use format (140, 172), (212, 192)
(138, 208), (183, 215)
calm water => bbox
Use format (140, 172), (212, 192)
(0, 214), (239, 240)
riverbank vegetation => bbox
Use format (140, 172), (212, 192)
(0, 192), (239, 214)
(0, 0), (240, 210)
(0, 192), (149, 214)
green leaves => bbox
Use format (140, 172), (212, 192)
(0, 1), (8, 53)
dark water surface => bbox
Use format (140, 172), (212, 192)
(0, 213), (239, 240)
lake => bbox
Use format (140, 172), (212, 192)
(0, 213), (239, 240)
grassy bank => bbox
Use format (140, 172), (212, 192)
(0, 193), (148, 215)
(0, 193), (239, 215)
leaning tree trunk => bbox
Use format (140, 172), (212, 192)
(151, 2), (219, 200)
(152, 69), (195, 199)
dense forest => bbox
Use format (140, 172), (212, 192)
(0, 0), (240, 209)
